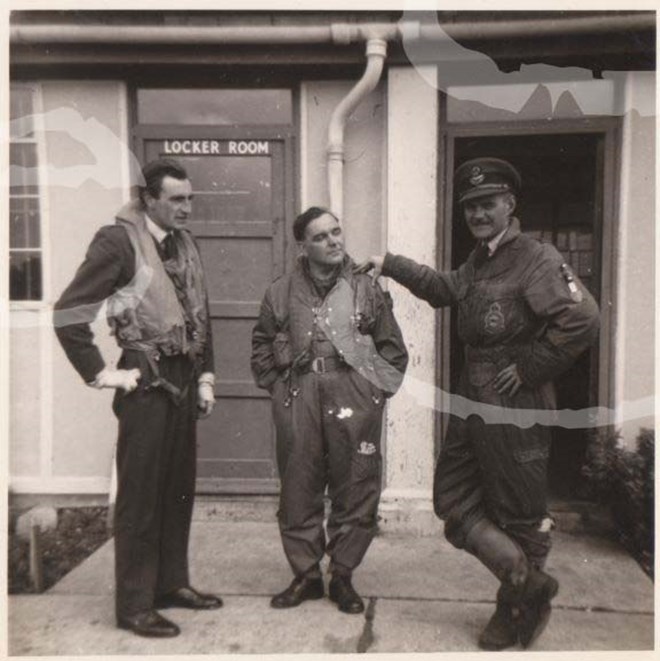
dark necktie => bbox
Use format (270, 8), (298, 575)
(161, 233), (175, 261)
(473, 241), (489, 269)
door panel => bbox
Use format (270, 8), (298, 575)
(143, 136), (288, 493)
(198, 238), (274, 300)
(196, 399), (276, 480)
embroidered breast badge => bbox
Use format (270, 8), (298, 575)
(484, 301), (506, 334)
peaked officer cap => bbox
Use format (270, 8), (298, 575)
(454, 158), (522, 204)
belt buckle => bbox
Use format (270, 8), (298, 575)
(311, 357), (326, 373)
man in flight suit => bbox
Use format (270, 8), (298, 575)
(251, 207), (408, 614)
(54, 158), (222, 638)
(356, 158), (599, 649)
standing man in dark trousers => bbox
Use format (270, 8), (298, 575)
(251, 207), (408, 614)
(356, 158), (599, 649)
(54, 158), (222, 638)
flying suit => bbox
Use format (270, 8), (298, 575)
(251, 257), (408, 578)
(382, 218), (599, 567)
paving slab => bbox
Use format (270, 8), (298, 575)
(369, 599), (655, 652)
(9, 594), (365, 656)
(544, 531), (654, 613)
(359, 529), (653, 611)
(51, 522), (290, 597)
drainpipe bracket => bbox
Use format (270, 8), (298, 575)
(327, 146), (344, 162)
(365, 38), (388, 58)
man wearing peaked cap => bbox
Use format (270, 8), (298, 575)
(356, 157), (599, 650)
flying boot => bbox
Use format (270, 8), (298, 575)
(517, 566), (559, 648)
(465, 519), (528, 651)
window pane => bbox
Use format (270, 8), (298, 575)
(178, 156), (272, 222)
(10, 251), (42, 301)
(10, 85), (35, 139)
(447, 80), (617, 123)
(137, 89), (292, 125)
(10, 143), (39, 195)
(10, 197), (41, 248)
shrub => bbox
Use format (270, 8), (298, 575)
(581, 428), (654, 577)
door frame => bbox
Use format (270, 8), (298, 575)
(436, 116), (621, 452)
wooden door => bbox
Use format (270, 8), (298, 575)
(142, 133), (291, 493)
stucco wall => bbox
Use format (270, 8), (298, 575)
(615, 72), (656, 445)
(380, 66), (439, 532)
(11, 80), (129, 494)
(9, 324), (43, 477)
(300, 80), (385, 259)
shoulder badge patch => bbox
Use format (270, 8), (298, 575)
(560, 263), (583, 303)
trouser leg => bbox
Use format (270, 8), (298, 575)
(273, 377), (326, 579)
(468, 414), (553, 565)
(324, 370), (384, 576)
(433, 413), (488, 549)
(155, 384), (197, 596)
(114, 388), (172, 618)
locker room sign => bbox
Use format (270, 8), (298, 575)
(162, 139), (270, 156)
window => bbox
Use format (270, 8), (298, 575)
(447, 80), (617, 123)
(10, 83), (43, 301)
(137, 89), (293, 125)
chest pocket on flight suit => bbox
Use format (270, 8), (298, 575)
(465, 282), (520, 389)
(479, 283), (519, 337)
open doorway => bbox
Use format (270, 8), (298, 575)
(450, 133), (603, 498)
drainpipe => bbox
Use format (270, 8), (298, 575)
(326, 38), (387, 220)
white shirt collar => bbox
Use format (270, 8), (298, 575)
(145, 214), (169, 244)
(486, 225), (510, 256)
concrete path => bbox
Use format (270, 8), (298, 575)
(8, 521), (654, 654)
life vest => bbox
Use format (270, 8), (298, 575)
(269, 259), (404, 395)
(106, 200), (208, 363)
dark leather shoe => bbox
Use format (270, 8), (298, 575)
(117, 610), (180, 638)
(270, 576), (324, 608)
(329, 575), (364, 614)
(518, 569), (559, 648)
(154, 586), (223, 610)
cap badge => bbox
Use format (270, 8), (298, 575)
(469, 166), (485, 186)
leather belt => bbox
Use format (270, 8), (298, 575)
(465, 344), (523, 364)
(300, 355), (347, 374)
